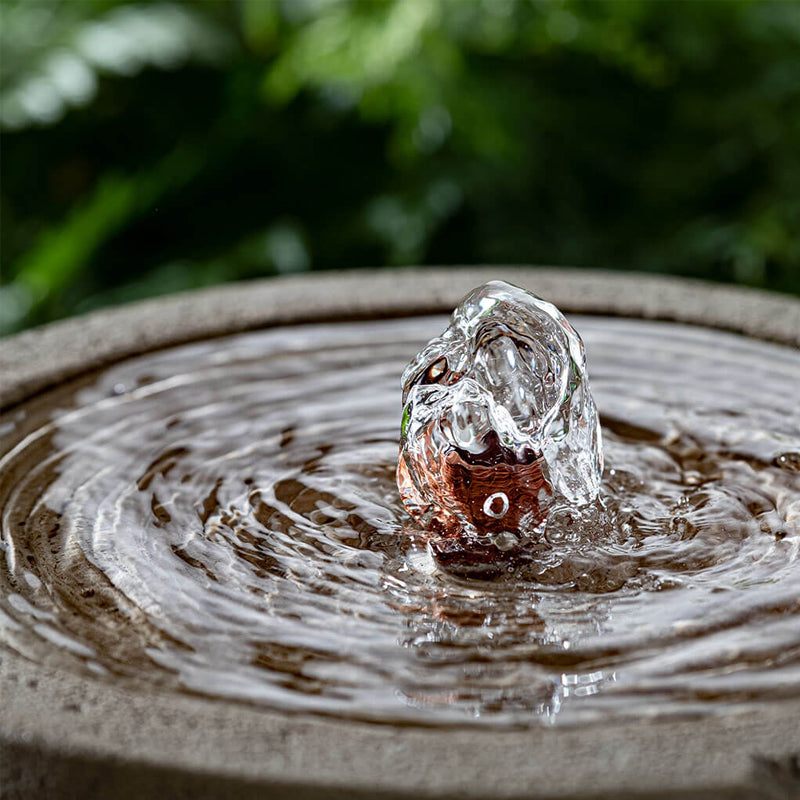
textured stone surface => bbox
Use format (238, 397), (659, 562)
(3, 644), (799, 800)
(2, 266), (799, 410)
(1, 268), (799, 799)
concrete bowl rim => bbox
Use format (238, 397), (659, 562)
(2, 266), (800, 799)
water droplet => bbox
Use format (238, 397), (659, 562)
(773, 452), (800, 472)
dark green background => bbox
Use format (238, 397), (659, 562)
(2, 0), (799, 335)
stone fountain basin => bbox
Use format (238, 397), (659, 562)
(2, 267), (799, 800)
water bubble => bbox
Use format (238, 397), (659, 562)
(397, 281), (602, 536)
(483, 492), (509, 519)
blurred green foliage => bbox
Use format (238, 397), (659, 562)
(2, 0), (799, 334)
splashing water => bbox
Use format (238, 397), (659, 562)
(397, 282), (603, 569)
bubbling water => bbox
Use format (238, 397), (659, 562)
(397, 281), (602, 558)
(1, 316), (799, 726)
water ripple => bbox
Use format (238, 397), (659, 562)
(1, 317), (799, 726)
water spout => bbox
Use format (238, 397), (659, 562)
(397, 281), (603, 539)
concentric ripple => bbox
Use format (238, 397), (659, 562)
(1, 316), (799, 726)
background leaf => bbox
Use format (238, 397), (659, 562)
(2, 0), (799, 335)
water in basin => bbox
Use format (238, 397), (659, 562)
(1, 313), (799, 726)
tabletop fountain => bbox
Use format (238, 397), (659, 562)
(1, 267), (799, 798)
